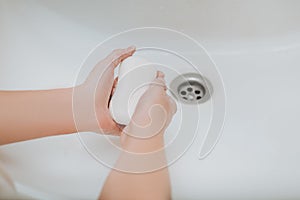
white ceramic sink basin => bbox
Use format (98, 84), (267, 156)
(0, 0), (300, 199)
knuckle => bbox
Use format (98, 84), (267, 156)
(109, 49), (123, 60)
(112, 54), (120, 60)
(155, 78), (165, 87)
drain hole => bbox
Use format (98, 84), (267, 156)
(170, 73), (212, 104)
(187, 87), (193, 92)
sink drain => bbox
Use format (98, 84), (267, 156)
(170, 73), (212, 104)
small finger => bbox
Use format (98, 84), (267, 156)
(108, 46), (136, 68)
(151, 74), (167, 91)
(88, 46), (135, 82)
(157, 71), (165, 78)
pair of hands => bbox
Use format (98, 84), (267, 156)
(75, 46), (176, 141)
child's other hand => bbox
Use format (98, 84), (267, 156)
(73, 46), (135, 135)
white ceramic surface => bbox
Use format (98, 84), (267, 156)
(0, 1), (300, 199)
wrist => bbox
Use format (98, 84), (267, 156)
(58, 87), (78, 133)
(120, 129), (165, 153)
(72, 84), (104, 133)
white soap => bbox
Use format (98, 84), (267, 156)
(109, 56), (157, 125)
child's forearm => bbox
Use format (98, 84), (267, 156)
(0, 47), (135, 145)
(100, 132), (171, 200)
(0, 88), (76, 145)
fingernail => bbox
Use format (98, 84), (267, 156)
(157, 71), (165, 77)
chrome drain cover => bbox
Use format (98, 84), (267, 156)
(170, 73), (213, 104)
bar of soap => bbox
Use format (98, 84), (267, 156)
(109, 56), (157, 125)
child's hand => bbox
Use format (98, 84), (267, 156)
(121, 71), (177, 147)
(74, 46), (135, 135)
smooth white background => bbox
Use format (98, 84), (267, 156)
(0, 1), (300, 199)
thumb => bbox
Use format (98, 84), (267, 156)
(109, 123), (123, 136)
(149, 71), (167, 92)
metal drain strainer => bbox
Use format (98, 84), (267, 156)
(170, 73), (213, 104)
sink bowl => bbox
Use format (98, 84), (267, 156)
(0, 0), (300, 199)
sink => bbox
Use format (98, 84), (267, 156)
(0, 0), (300, 199)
